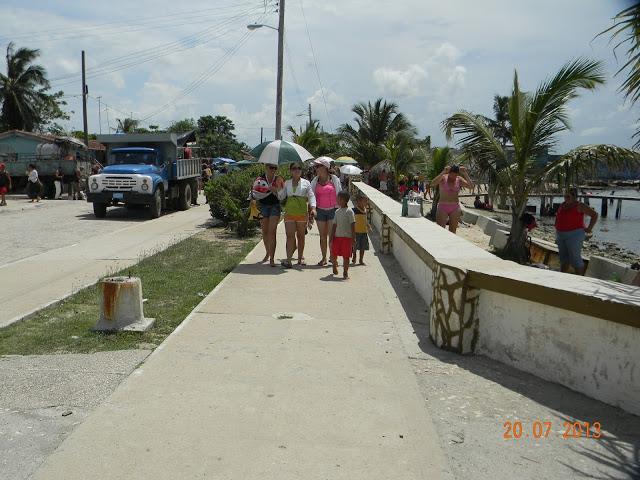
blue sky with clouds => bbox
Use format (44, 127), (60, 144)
(0, 0), (637, 151)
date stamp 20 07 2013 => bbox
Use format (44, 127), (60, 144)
(503, 420), (602, 440)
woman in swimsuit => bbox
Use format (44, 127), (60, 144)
(430, 164), (473, 233)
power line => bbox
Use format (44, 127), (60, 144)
(299, 0), (333, 132)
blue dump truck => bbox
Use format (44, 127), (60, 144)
(88, 132), (200, 218)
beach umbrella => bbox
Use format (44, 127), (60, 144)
(340, 165), (363, 176)
(334, 156), (358, 165)
(250, 140), (314, 165)
(235, 160), (257, 167)
(213, 157), (236, 164)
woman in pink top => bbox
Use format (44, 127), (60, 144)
(430, 164), (473, 233)
(310, 157), (342, 266)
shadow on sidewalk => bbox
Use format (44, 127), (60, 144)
(369, 230), (640, 479)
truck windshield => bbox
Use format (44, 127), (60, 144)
(111, 151), (158, 165)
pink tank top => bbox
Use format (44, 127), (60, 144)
(315, 181), (336, 209)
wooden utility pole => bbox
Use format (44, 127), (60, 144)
(275, 0), (285, 140)
(97, 96), (102, 134)
(260, 127), (264, 144)
(81, 50), (89, 147)
(308, 103), (312, 127)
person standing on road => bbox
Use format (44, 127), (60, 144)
(53, 167), (64, 199)
(0, 163), (11, 206)
(252, 163), (284, 267)
(26, 164), (41, 203)
(555, 187), (598, 275)
(310, 157), (341, 266)
(277, 162), (316, 268)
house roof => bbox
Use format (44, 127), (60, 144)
(0, 129), (55, 143)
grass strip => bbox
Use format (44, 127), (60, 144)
(0, 231), (258, 355)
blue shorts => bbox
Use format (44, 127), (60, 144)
(316, 207), (336, 222)
(259, 203), (281, 218)
(354, 233), (369, 251)
(556, 228), (585, 269)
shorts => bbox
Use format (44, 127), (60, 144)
(354, 232), (369, 251)
(379, 180), (388, 191)
(0, 186), (7, 195)
(284, 213), (307, 223)
(331, 236), (353, 258)
(259, 203), (281, 218)
(556, 228), (585, 269)
(316, 207), (336, 222)
(437, 202), (461, 216)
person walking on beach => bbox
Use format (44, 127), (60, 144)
(277, 162), (316, 268)
(310, 157), (341, 266)
(555, 187), (598, 275)
(379, 169), (388, 193)
(352, 193), (371, 265)
(331, 190), (356, 279)
(0, 163), (11, 206)
(430, 164), (473, 233)
(252, 163), (284, 267)
(26, 164), (41, 203)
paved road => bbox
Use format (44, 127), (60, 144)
(0, 195), (211, 328)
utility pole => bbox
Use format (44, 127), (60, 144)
(308, 103), (312, 127)
(105, 106), (111, 132)
(81, 50), (89, 147)
(275, 0), (285, 140)
(260, 127), (264, 144)
(97, 96), (102, 134)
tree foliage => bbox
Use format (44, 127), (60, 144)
(443, 58), (639, 263)
(116, 118), (139, 133)
(197, 115), (247, 159)
(339, 98), (416, 167)
(166, 118), (196, 133)
(0, 42), (68, 132)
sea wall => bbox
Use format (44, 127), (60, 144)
(355, 182), (640, 415)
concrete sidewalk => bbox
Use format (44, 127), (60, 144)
(0, 203), (211, 328)
(32, 228), (452, 479)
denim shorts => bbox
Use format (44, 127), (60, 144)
(354, 232), (369, 251)
(556, 228), (585, 269)
(259, 203), (281, 218)
(316, 207), (336, 222)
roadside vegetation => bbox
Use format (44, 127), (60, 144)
(0, 231), (257, 355)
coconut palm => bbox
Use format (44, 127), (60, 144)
(443, 58), (639, 262)
(287, 120), (323, 155)
(382, 134), (427, 197)
(339, 98), (416, 167)
(0, 42), (51, 131)
(116, 118), (139, 133)
(600, 3), (640, 146)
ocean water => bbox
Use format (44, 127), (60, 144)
(528, 189), (640, 255)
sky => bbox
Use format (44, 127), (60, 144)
(0, 0), (637, 152)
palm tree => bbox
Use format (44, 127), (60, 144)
(382, 134), (427, 197)
(116, 118), (139, 133)
(0, 42), (51, 131)
(287, 120), (323, 155)
(485, 95), (511, 145)
(599, 3), (640, 146)
(443, 58), (639, 263)
(339, 98), (416, 167)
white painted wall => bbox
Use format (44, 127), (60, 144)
(477, 291), (640, 415)
(390, 230), (434, 306)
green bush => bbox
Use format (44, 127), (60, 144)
(204, 165), (263, 237)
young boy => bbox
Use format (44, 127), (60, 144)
(331, 190), (355, 279)
(352, 194), (371, 265)
(0, 163), (11, 206)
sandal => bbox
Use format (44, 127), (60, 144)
(281, 259), (293, 269)
(317, 259), (327, 266)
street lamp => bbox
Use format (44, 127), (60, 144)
(247, 0), (285, 140)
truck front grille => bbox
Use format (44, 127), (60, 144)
(103, 176), (136, 190)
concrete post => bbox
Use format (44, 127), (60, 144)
(94, 277), (155, 331)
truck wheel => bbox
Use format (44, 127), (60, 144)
(93, 203), (107, 218)
(149, 187), (162, 218)
(178, 182), (191, 211)
(190, 179), (199, 205)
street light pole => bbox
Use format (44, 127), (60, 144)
(275, 0), (285, 140)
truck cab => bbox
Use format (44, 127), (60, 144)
(88, 133), (200, 218)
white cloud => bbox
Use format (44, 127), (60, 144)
(373, 64), (428, 98)
(580, 126), (607, 136)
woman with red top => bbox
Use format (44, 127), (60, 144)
(555, 187), (598, 275)
(310, 156), (342, 266)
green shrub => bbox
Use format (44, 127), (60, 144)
(204, 165), (263, 237)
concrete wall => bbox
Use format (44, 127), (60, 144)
(355, 182), (640, 415)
